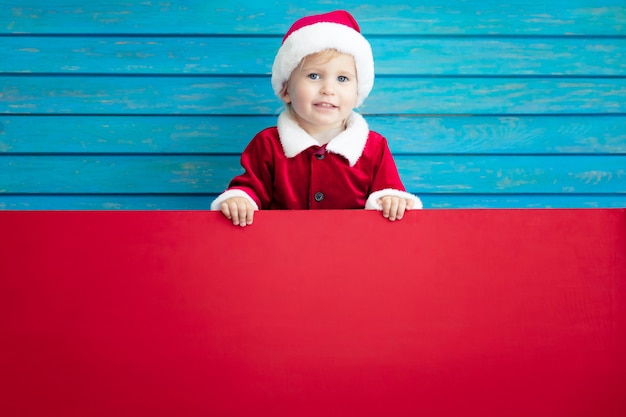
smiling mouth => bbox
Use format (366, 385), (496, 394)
(315, 102), (337, 109)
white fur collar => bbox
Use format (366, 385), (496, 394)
(277, 111), (369, 167)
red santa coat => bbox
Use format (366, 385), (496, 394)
(210, 111), (421, 211)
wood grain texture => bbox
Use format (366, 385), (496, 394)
(1, 0), (624, 209)
(2, 0), (625, 35)
(1, 115), (625, 154)
(2, 76), (625, 115)
(2, 155), (624, 194)
(3, 36), (625, 76)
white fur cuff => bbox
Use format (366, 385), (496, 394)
(365, 188), (423, 210)
(210, 189), (259, 211)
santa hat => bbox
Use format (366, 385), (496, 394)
(271, 10), (374, 107)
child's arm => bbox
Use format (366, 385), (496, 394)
(363, 135), (422, 221)
(210, 132), (274, 226)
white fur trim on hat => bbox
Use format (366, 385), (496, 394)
(365, 189), (423, 210)
(271, 20), (374, 107)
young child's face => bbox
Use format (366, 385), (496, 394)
(281, 51), (358, 136)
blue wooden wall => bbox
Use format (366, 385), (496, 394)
(1, 0), (625, 209)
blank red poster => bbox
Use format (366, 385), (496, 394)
(1, 209), (625, 417)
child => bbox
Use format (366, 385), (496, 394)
(211, 10), (422, 226)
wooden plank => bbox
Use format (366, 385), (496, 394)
(421, 194), (626, 209)
(2, 76), (625, 115)
(2, 194), (626, 210)
(0, 155), (244, 194)
(2, 115), (626, 155)
(2, 155), (625, 194)
(0, 195), (217, 210)
(377, 37), (626, 76)
(2, 0), (625, 35)
(3, 36), (625, 76)
(402, 155), (626, 194)
(368, 115), (626, 155)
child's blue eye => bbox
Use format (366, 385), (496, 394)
(308, 73), (320, 80)
(338, 75), (349, 82)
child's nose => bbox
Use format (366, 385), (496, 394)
(320, 81), (334, 95)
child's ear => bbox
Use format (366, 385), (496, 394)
(279, 84), (291, 104)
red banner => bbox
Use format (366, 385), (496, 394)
(1, 209), (625, 416)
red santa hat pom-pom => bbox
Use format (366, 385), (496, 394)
(270, 10), (375, 107)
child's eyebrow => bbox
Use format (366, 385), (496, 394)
(299, 64), (323, 72)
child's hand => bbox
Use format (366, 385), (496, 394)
(219, 197), (255, 227)
(379, 196), (414, 221)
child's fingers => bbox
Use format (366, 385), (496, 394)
(220, 202), (233, 220)
(245, 208), (255, 225)
(387, 197), (400, 221)
(380, 197), (410, 221)
(221, 199), (244, 226)
(237, 203), (249, 227)
(219, 198), (254, 227)
(397, 198), (410, 220)
(395, 198), (408, 220)
(380, 197), (391, 218)
(381, 196), (399, 221)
